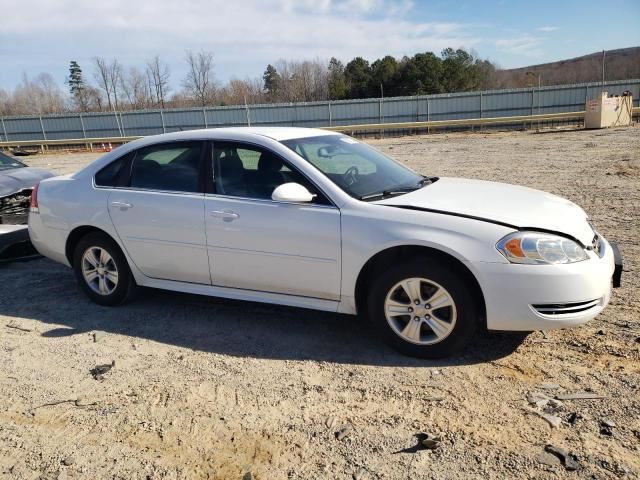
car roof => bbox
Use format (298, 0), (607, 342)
(138, 127), (341, 144)
(72, 127), (343, 179)
(213, 127), (339, 141)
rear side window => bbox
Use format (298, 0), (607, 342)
(129, 142), (204, 193)
(94, 153), (130, 187)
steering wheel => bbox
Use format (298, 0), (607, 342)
(343, 165), (360, 186)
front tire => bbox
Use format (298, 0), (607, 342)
(367, 259), (479, 358)
(73, 232), (135, 306)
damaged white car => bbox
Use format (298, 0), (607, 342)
(0, 151), (54, 261)
(28, 128), (622, 358)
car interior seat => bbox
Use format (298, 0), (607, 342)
(255, 152), (285, 198)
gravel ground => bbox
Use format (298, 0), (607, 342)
(1, 126), (639, 479)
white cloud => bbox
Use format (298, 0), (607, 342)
(0, 0), (480, 88)
(537, 26), (559, 32)
(495, 35), (543, 57)
(0, 0), (474, 56)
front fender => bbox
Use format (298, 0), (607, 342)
(338, 204), (514, 313)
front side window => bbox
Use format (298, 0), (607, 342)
(212, 142), (329, 204)
(281, 135), (426, 200)
(129, 142), (203, 193)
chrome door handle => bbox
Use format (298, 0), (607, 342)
(209, 210), (239, 220)
(110, 201), (133, 209)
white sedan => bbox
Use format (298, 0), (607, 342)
(28, 128), (622, 358)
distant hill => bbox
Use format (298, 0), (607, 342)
(495, 47), (640, 88)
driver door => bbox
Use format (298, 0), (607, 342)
(204, 142), (342, 300)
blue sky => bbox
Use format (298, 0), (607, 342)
(1, 0), (639, 92)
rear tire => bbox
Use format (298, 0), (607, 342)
(367, 258), (479, 359)
(73, 232), (136, 306)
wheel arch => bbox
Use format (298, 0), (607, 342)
(354, 245), (486, 326)
(65, 225), (120, 266)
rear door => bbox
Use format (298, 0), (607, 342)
(106, 141), (211, 284)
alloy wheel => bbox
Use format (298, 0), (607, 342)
(384, 277), (457, 345)
(81, 246), (119, 296)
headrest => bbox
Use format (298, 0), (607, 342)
(257, 152), (284, 172)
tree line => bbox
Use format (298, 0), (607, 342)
(0, 48), (492, 116)
(1, 47), (637, 116)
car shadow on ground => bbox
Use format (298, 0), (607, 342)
(1, 258), (528, 367)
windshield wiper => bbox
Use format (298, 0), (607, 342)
(358, 176), (437, 201)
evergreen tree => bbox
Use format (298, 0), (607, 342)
(441, 48), (478, 92)
(262, 64), (282, 100)
(328, 57), (347, 100)
(370, 55), (399, 96)
(66, 60), (89, 111)
(396, 52), (443, 95)
(344, 57), (372, 98)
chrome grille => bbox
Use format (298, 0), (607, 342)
(532, 298), (602, 316)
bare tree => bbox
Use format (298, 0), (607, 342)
(93, 57), (113, 110)
(84, 85), (103, 111)
(0, 88), (10, 115)
(218, 77), (265, 105)
(146, 55), (170, 108)
(93, 57), (123, 110)
(121, 67), (151, 110)
(108, 60), (123, 110)
(183, 50), (216, 106)
(272, 59), (330, 103)
(7, 73), (65, 115)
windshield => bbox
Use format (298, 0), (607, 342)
(281, 134), (426, 200)
(0, 152), (26, 171)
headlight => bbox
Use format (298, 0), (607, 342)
(496, 232), (588, 265)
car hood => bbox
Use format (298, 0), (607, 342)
(375, 177), (595, 245)
(0, 167), (55, 197)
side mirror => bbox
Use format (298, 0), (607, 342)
(271, 183), (314, 203)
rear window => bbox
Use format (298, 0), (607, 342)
(94, 153), (130, 187)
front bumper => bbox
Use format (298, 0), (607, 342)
(476, 237), (618, 331)
(0, 224), (39, 261)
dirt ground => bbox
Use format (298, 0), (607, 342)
(1, 126), (639, 480)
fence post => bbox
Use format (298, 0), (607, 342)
(416, 96), (420, 122)
(119, 113), (126, 137)
(79, 113), (87, 138)
(113, 110), (123, 137)
(480, 92), (484, 131)
(0, 117), (7, 142)
(529, 88), (535, 130)
(244, 96), (251, 126)
(159, 110), (166, 133)
(39, 116), (47, 141)
(202, 108), (208, 128)
(328, 101), (332, 126)
(426, 97), (430, 134)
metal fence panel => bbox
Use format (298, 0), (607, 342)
(1, 79), (638, 142)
